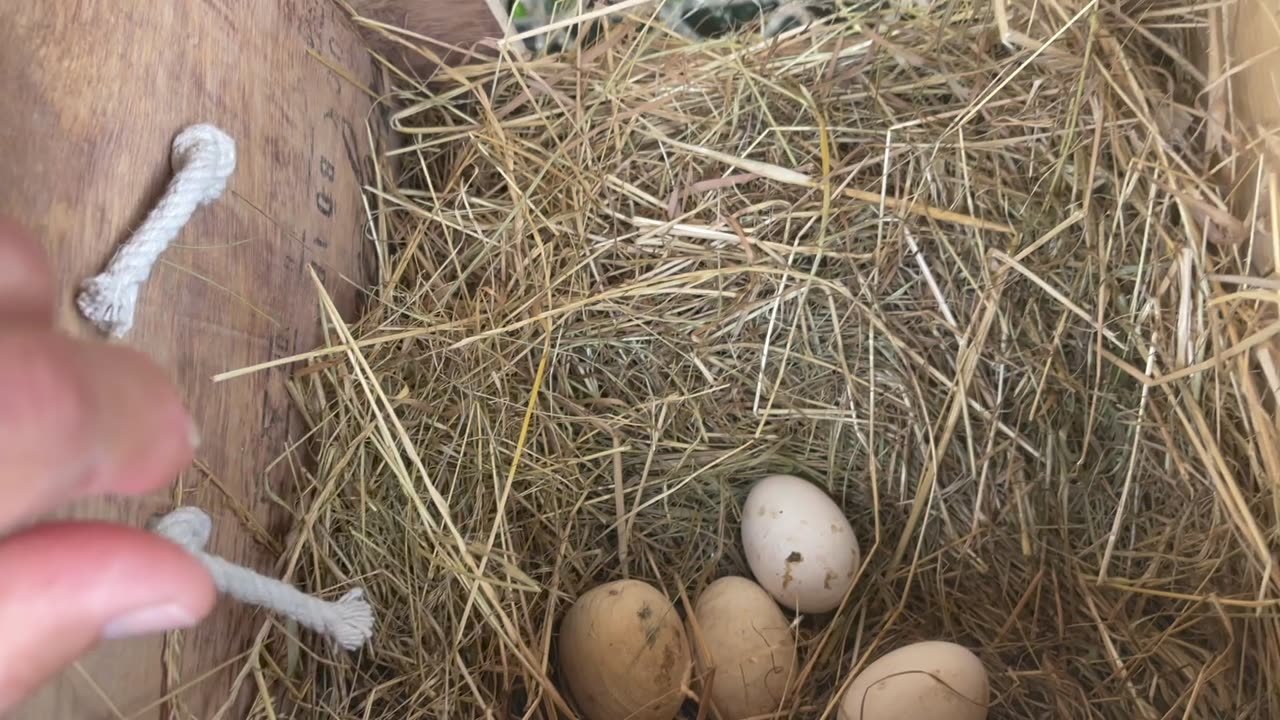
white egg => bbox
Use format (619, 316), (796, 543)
(741, 474), (860, 613)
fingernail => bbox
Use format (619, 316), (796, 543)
(102, 603), (198, 639)
(187, 417), (201, 451)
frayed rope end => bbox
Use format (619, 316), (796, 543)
(326, 588), (376, 651)
(76, 275), (142, 338)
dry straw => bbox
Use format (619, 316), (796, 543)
(193, 0), (1280, 717)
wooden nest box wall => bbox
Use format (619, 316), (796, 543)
(0, 1), (497, 718)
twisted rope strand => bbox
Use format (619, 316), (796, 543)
(150, 507), (374, 651)
(78, 124), (236, 337)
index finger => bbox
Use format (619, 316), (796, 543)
(0, 330), (200, 532)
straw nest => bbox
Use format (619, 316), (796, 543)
(223, 1), (1280, 718)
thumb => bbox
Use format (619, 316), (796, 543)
(0, 521), (216, 712)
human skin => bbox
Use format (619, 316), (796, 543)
(0, 218), (215, 712)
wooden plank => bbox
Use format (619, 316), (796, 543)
(348, 0), (504, 70)
(1192, 0), (1280, 270)
(0, 1), (380, 717)
(1225, 0), (1279, 274)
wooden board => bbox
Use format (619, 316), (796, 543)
(0, 1), (380, 717)
(1229, 0), (1280, 129)
(1191, 0), (1280, 272)
(348, 0), (505, 72)
(1225, 0), (1279, 275)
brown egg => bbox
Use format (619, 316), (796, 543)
(839, 641), (989, 720)
(690, 576), (797, 720)
(557, 579), (692, 720)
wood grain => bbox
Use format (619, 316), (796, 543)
(1, 1), (380, 717)
(1192, 0), (1280, 271)
(1225, 0), (1279, 275)
(346, 0), (505, 71)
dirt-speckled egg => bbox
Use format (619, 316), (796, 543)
(689, 576), (797, 720)
(839, 641), (989, 720)
(557, 579), (692, 720)
(741, 474), (860, 613)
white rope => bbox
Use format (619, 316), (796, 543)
(77, 124), (237, 337)
(150, 507), (374, 651)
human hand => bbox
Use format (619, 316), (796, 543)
(0, 218), (215, 712)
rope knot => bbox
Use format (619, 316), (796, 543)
(171, 124), (236, 206)
(147, 506), (212, 551)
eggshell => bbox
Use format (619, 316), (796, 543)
(838, 641), (989, 720)
(557, 579), (692, 720)
(741, 474), (860, 613)
(689, 576), (797, 720)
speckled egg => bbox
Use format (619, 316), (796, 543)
(557, 579), (692, 720)
(741, 474), (860, 613)
(839, 641), (989, 720)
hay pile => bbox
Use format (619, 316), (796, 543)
(230, 2), (1280, 718)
